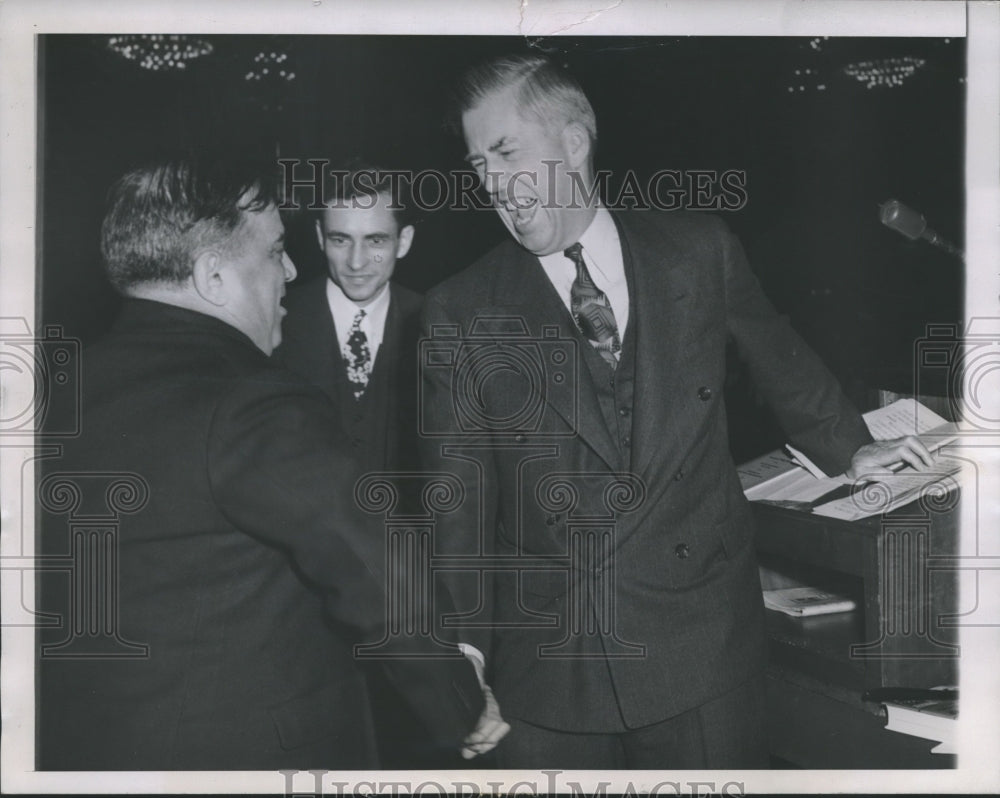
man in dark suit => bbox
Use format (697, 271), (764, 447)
(421, 53), (934, 769)
(37, 158), (484, 770)
(278, 164), (422, 479)
(277, 166), (449, 767)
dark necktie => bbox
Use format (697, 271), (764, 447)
(343, 309), (372, 400)
(566, 242), (621, 369)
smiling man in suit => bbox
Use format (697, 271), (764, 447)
(420, 53), (934, 769)
(278, 164), (422, 479)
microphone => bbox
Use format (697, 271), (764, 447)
(879, 199), (963, 261)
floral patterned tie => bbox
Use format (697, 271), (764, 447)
(343, 309), (372, 400)
(566, 242), (620, 369)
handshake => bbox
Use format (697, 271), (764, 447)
(459, 646), (511, 760)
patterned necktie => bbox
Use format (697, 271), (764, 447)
(566, 242), (621, 369)
(343, 309), (372, 400)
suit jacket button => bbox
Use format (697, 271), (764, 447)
(698, 386), (712, 401)
(674, 543), (690, 559)
(674, 469), (685, 481)
(515, 434), (527, 443)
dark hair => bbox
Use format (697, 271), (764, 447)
(317, 159), (413, 228)
(100, 158), (278, 293)
(451, 53), (596, 144)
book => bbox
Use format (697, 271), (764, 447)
(883, 696), (958, 754)
(762, 586), (857, 617)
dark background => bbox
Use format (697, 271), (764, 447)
(38, 34), (965, 461)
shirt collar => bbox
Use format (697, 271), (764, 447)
(576, 205), (621, 283)
(538, 205), (622, 282)
(325, 278), (392, 346)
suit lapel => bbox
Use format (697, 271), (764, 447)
(303, 283), (358, 412)
(616, 213), (700, 481)
(490, 247), (620, 471)
(371, 288), (400, 384)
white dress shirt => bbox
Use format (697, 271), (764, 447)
(537, 206), (629, 350)
(325, 279), (392, 364)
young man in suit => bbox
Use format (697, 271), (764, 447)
(277, 164), (422, 479)
(277, 165), (461, 767)
(36, 158), (486, 770)
(421, 53), (934, 769)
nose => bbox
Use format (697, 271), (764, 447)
(348, 242), (367, 271)
(481, 164), (505, 198)
(282, 252), (297, 282)
(483, 166), (532, 208)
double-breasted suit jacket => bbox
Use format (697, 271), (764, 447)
(421, 210), (872, 732)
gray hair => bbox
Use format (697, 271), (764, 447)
(453, 53), (597, 144)
(100, 158), (276, 293)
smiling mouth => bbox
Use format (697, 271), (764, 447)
(497, 196), (539, 230)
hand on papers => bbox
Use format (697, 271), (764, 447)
(847, 436), (935, 479)
(461, 684), (510, 759)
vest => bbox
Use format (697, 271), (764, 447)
(575, 239), (638, 473)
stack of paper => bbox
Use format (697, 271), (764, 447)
(762, 586), (857, 617)
(883, 696), (958, 754)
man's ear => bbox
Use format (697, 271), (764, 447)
(191, 249), (227, 307)
(395, 224), (415, 260)
(561, 121), (592, 171)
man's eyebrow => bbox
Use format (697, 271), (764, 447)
(464, 136), (515, 163)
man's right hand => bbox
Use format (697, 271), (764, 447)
(460, 685), (510, 759)
(847, 435), (936, 479)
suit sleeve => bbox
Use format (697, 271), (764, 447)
(419, 294), (498, 661)
(718, 218), (873, 475)
(207, 370), (483, 746)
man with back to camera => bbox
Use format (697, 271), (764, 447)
(420, 52), (935, 768)
(36, 157), (491, 770)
